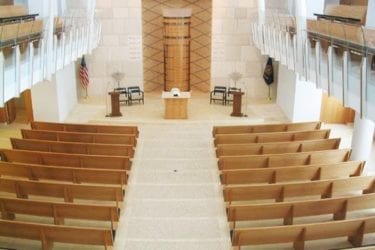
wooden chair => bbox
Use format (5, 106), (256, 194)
(210, 86), (227, 105)
(114, 87), (128, 105)
(223, 175), (375, 203)
(218, 149), (352, 170)
(10, 138), (135, 157)
(220, 161), (365, 185)
(231, 216), (375, 250)
(0, 197), (119, 232)
(214, 129), (331, 146)
(0, 149), (131, 170)
(216, 138), (340, 157)
(30, 121), (139, 137)
(0, 177), (124, 207)
(0, 219), (113, 250)
(227, 192), (375, 227)
(21, 129), (137, 146)
(212, 121), (322, 136)
(0, 161), (128, 188)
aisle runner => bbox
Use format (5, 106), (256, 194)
(114, 123), (231, 250)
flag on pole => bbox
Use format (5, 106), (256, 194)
(79, 55), (89, 97)
(263, 57), (274, 100)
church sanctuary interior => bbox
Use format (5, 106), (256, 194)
(1, 0), (375, 249)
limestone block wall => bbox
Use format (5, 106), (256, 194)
(88, 0), (143, 98)
(211, 0), (272, 100)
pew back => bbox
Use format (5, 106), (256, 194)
(216, 138), (340, 157)
(11, 138), (135, 157)
(21, 129), (137, 146)
(214, 129), (330, 146)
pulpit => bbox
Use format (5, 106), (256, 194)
(108, 91), (122, 117)
(230, 90), (244, 117)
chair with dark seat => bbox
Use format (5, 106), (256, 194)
(114, 87), (128, 105)
(210, 86), (227, 105)
(226, 87), (241, 105)
(127, 86), (144, 105)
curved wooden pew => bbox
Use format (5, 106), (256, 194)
(0, 177), (123, 207)
(31, 121), (139, 137)
(216, 138), (340, 157)
(212, 121), (321, 136)
(220, 161), (365, 185)
(218, 149), (351, 170)
(0, 197), (119, 231)
(0, 162), (128, 187)
(232, 216), (375, 250)
(214, 129), (330, 146)
(21, 129), (137, 146)
(10, 138), (135, 157)
(223, 176), (375, 203)
(227, 193), (375, 227)
(0, 219), (113, 250)
(0, 149), (131, 170)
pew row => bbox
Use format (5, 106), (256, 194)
(227, 192), (375, 227)
(216, 138), (340, 157)
(232, 216), (375, 250)
(0, 162), (128, 187)
(223, 175), (375, 203)
(0, 149), (131, 170)
(10, 138), (135, 157)
(214, 129), (330, 146)
(21, 129), (137, 146)
(0, 197), (119, 231)
(220, 161), (365, 185)
(0, 177), (123, 207)
(31, 121), (139, 137)
(0, 219), (113, 250)
(212, 121), (321, 136)
(218, 149), (351, 170)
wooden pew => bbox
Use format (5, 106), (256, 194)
(214, 129), (330, 146)
(220, 161), (365, 185)
(216, 138), (340, 157)
(0, 197), (119, 231)
(0, 219), (113, 250)
(0, 162), (128, 188)
(31, 121), (139, 137)
(227, 192), (375, 227)
(231, 216), (375, 250)
(212, 121), (321, 136)
(10, 138), (135, 157)
(21, 129), (137, 146)
(218, 149), (351, 171)
(0, 149), (131, 170)
(0, 177), (123, 207)
(223, 175), (375, 203)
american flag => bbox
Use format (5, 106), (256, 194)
(79, 56), (89, 90)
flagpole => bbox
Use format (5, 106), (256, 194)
(268, 85), (271, 101)
(85, 87), (88, 99)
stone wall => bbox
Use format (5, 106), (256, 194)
(87, 0), (143, 98)
(211, 0), (271, 100)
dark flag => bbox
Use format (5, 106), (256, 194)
(263, 57), (274, 85)
(263, 57), (274, 100)
(79, 56), (89, 97)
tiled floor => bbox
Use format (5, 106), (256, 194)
(0, 93), (374, 250)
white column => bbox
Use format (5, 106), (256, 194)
(351, 113), (375, 172)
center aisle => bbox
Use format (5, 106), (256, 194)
(114, 123), (232, 250)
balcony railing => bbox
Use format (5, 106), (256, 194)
(0, 13), (101, 107)
(252, 11), (375, 123)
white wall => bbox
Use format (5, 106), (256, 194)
(31, 62), (78, 122)
(366, 0), (375, 27)
(277, 64), (296, 120)
(277, 64), (322, 122)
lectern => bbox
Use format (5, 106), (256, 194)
(230, 90), (244, 117)
(108, 91), (122, 117)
